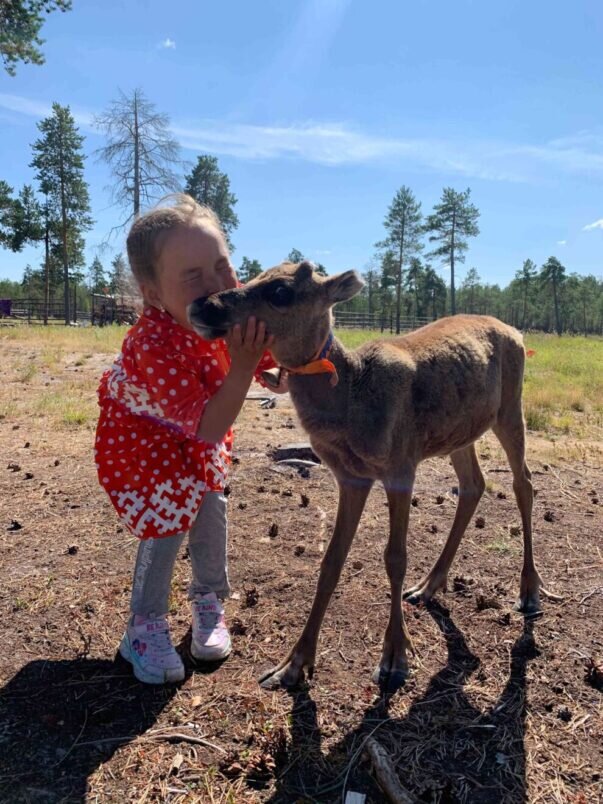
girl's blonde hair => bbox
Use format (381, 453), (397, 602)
(126, 194), (225, 287)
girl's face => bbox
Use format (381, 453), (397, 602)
(145, 222), (237, 330)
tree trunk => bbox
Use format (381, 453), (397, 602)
(450, 211), (456, 315)
(552, 279), (561, 336)
(133, 91), (140, 219)
(58, 134), (70, 326)
(522, 284), (528, 330)
(43, 214), (50, 326)
(396, 224), (405, 335)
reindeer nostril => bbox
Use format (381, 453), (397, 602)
(189, 295), (229, 329)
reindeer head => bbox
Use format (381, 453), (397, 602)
(188, 261), (364, 368)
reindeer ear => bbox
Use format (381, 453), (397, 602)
(324, 271), (364, 304)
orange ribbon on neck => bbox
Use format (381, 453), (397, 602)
(287, 358), (339, 386)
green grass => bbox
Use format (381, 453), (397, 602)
(1, 323), (128, 354)
(32, 387), (98, 427)
(2, 323), (603, 439)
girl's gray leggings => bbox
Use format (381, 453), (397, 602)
(130, 492), (230, 619)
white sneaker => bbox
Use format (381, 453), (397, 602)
(191, 592), (232, 662)
(119, 616), (185, 684)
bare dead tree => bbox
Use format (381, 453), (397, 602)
(94, 88), (182, 230)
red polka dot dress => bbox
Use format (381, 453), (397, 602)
(96, 306), (276, 539)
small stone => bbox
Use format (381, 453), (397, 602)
(268, 523), (279, 539)
(300, 494), (310, 508)
(428, 523), (438, 534)
(509, 525), (521, 537)
(24, 442), (30, 448)
(257, 485), (266, 493)
(12, 425), (20, 430)
(544, 510), (556, 523)
(411, 496), (419, 507)
(223, 484), (232, 497)
(24, 472), (34, 480)
(7, 462), (21, 472)
(238, 502), (248, 510)
(475, 516), (486, 529)
(54, 459), (60, 467)
(7, 520), (23, 531)
(352, 560), (364, 570)
(67, 545), (78, 555)
(294, 544), (305, 556)
(496, 491), (507, 500)
(436, 495), (445, 504)
(451, 486), (459, 496)
(282, 489), (293, 497)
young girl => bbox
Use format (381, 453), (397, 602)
(95, 195), (284, 684)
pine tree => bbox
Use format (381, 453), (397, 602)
(10, 185), (44, 251)
(425, 188), (480, 315)
(109, 253), (130, 301)
(31, 103), (93, 324)
(0, 180), (16, 248)
(515, 259), (537, 329)
(88, 256), (107, 294)
(285, 249), (328, 276)
(95, 88), (181, 226)
(540, 257), (566, 336)
(377, 186), (423, 333)
(461, 267), (481, 313)
(362, 263), (380, 317)
(184, 156), (239, 248)
(1, 0), (72, 76)
(239, 257), (262, 283)
(404, 257), (425, 318)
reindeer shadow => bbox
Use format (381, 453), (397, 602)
(268, 604), (538, 803)
(0, 648), (191, 803)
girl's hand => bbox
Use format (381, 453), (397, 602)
(226, 317), (274, 375)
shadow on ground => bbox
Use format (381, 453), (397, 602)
(0, 629), (220, 804)
(268, 604), (538, 803)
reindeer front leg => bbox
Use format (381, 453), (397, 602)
(373, 474), (415, 693)
(259, 479), (372, 690)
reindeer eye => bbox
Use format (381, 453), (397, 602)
(267, 284), (294, 307)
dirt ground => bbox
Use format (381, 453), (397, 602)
(0, 342), (602, 803)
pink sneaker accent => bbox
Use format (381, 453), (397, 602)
(120, 616), (185, 684)
(191, 592), (232, 661)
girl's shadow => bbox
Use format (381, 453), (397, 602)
(0, 642), (200, 803)
(269, 603), (538, 802)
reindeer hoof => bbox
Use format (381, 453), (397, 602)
(371, 665), (409, 693)
(513, 597), (543, 618)
(404, 589), (428, 606)
(258, 661), (308, 691)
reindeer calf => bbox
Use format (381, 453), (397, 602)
(189, 261), (560, 692)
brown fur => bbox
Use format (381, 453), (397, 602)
(189, 262), (561, 691)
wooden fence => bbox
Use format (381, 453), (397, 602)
(333, 310), (433, 332)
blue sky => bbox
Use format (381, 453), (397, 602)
(1, 0), (603, 286)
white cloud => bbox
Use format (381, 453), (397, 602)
(3, 91), (603, 183)
(0, 92), (94, 128)
(160, 38), (176, 49)
(557, 240), (567, 245)
(583, 219), (603, 231)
